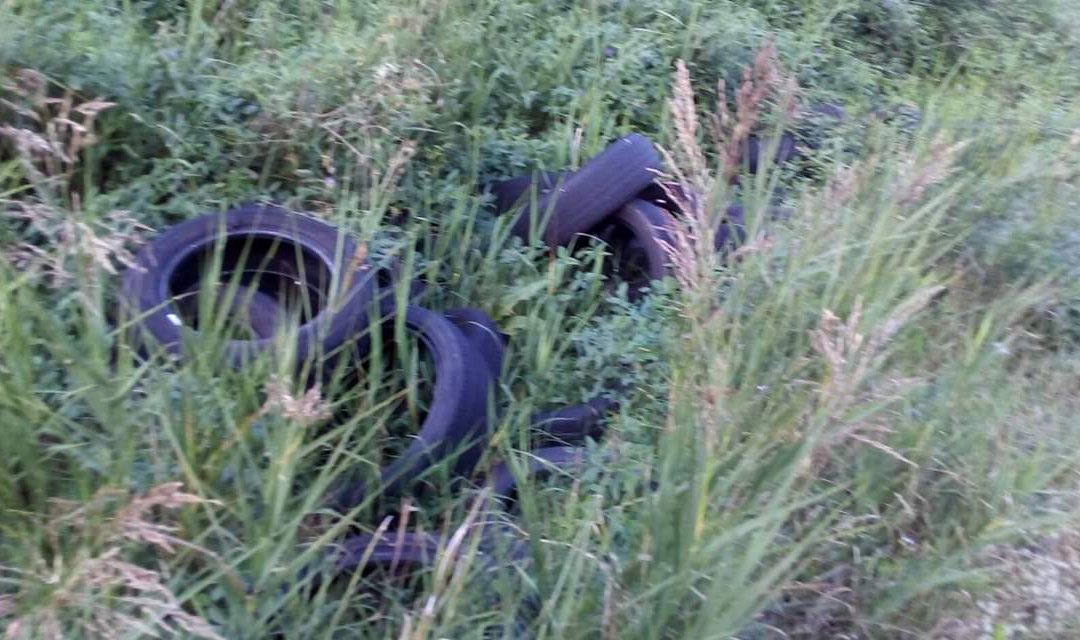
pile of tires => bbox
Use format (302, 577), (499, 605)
(114, 126), (824, 629)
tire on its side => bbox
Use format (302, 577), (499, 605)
(591, 199), (679, 299)
(119, 202), (379, 371)
(508, 134), (662, 247)
(483, 171), (569, 216)
(444, 307), (507, 380)
(328, 304), (497, 511)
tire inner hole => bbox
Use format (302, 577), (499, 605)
(167, 234), (333, 339)
(332, 321), (438, 469)
(594, 221), (653, 295)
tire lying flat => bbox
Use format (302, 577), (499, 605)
(484, 170), (568, 217)
(119, 202), (378, 370)
(528, 395), (618, 448)
(487, 446), (590, 504)
(505, 134), (661, 247)
(328, 303), (497, 511)
(596, 199), (679, 295)
(444, 307), (508, 380)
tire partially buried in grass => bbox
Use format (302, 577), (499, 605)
(326, 302), (498, 512)
(504, 133), (662, 247)
(119, 202), (379, 370)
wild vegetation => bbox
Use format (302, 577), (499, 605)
(2, 1), (1080, 638)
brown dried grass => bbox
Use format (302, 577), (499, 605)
(2, 483), (224, 640)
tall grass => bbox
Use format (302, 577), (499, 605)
(2, 0), (1080, 638)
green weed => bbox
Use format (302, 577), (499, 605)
(2, 1), (1080, 638)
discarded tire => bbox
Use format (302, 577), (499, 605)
(528, 395), (618, 448)
(593, 199), (679, 296)
(119, 202), (379, 369)
(113, 125), (820, 633)
(327, 303), (497, 511)
(483, 170), (566, 217)
(741, 132), (798, 174)
(505, 134), (662, 247)
(445, 307), (508, 380)
(487, 446), (590, 504)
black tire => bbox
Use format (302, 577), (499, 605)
(314, 525), (535, 639)
(483, 171), (568, 216)
(328, 524), (530, 576)
(740, 132), (797, 175)
(742, 103), (847, 172)
(636, 181), (749, 257)
(528, 396), (618, 447)
(170, 284), (284, 340)
(487, 446), (590, 503)
(490, 174), (677, 293)
(119, 202), (378, 370)
(592, 199), (679, 296)
(508, 134), (661, 247)
(444, 307), (507, 380)
(328, 304), (496, 511)
(717, 204), (748, 253)
(634, 180), (696, 212)
(331, 531), (446, 573)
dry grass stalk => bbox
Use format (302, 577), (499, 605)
(2, 483), (223, 640)
(401, 490), (489, 640)
(894, 134), (969, 206)
(260, 374), (332, 427)
(378, 139), (418, 196)
(0, 70), (114, 195)
(47, 483), (219, 556)
(1, 68), (150, 298)
(667, 59), (709, 189)
(2, 548), (225, 640)
(656, 41), (798, 297)
(8, 204), (151, 288)
(705, 37), (797, 186)
(809, 286), (946, 466)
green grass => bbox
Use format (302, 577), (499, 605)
(2, 0), (1080, 638)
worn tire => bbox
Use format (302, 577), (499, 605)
(484, 171), (568, 216)
(444, 307), (507, 380)
(119, 202), (378, 369)
(328, 304), (496, 511)
(594, 199), (679, 292)
(487, 446), (590, 504)
(507, 134), (661, 247)
(742, 132), (798, 174)
(636, 181), (749, 256)
(528, 396), (618, 448)
(169, 284), (284, 340)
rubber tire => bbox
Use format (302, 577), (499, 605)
(484, 171), (568, 216)
(743, 132), (798, 174)
(170, 284), (284, 340)
(487, 446), (590, 503)
(119, 202), (378, 370)
(636, 181), (748, 256)
(444, 307), (507, 380)
(508, 134), (661, 247)
(316, 525), (535, 638)
(493, 174), (680, 297)
(328, 524), (530, 575)
(331, 531), (445, 573)
(528, 396), (618, 448)
(329, 304), (496, 510)
(595, 199), (679, 288)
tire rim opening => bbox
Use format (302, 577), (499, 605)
(166, 234), (333, 339)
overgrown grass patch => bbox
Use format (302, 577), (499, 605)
(2, 1), (1080, 638)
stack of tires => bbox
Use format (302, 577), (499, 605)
(114, 125), (829, 632)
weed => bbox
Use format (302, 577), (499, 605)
(1, 1), (1079, 638)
